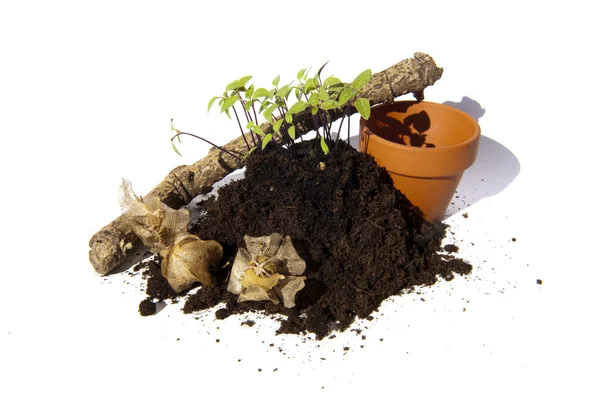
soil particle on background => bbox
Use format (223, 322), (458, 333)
(444, 244), (459, 253)
(138, 299), (156, 316)
(537, 279), (543, 285)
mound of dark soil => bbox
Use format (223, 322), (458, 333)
(178, 140), (471, 338)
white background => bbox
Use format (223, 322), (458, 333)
(1, 1), (599, 397)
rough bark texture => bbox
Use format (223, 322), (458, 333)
(88, 52), (443, 275)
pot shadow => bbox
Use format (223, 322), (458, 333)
(349, 96), (520, 220)
(441, 97), (520, 219)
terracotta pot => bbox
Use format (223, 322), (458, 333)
(359, 101), (480, 222)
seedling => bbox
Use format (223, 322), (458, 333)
(171, 63), (372, 157)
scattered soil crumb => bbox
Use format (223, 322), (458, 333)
(444, 244), (459, 253)
(138, 299), (156, 316)
(537, 279), (543, 285)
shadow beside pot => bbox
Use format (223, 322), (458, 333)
(441, 97), (520, 219)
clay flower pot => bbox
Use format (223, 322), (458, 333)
(359, 101), (480, 222)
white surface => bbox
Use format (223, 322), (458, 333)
(1, 1), (599, 398)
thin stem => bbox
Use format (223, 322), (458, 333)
(347, 107), (351, 145)
(171, 131), (243, 161)
(231, 106), (250, 150)
(337, 106), (347, 141)
(251, 103), (259, 129)
(236, 99), (257, 147)
(320, 110), (330, 141)
(237, 94), (255, 142)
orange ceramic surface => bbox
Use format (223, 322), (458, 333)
(359, 101), (480, 222)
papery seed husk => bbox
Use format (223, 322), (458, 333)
(119, 179), (190, 251)
(274, 276), (306, 308)
(238, 284), (280, 305)
(227, 247), (251, 295)
(161, 233), (222, 293)
(275, 236), (306, 276)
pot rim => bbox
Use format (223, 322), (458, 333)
(360, 100), (481, 152)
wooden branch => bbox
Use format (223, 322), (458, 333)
(88, 52), (443, 275)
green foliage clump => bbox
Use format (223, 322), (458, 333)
(172, 63), (372, 157)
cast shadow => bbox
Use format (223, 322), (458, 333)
(187, 168), (246, 226)
(441, 97), (520, 219)
(349, 96), (520, 220)
(109, 242), (153, 275)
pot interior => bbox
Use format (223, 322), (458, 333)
(365, 101), (477, 148)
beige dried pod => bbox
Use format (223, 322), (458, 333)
(119, 179), (190, 252)
(273, 276), (306, 308)
(228, 233), (306, 308)
(160, 233), (223, 293)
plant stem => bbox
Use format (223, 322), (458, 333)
(171, 132), (243, 161)
(251, 103), (259, 131)
(231, 106), (251, 150)
(337, 105), (348, 142)
(347, 107), (351, 145)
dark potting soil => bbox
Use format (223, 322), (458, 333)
(139, 298), (156, 316)
(174, 140), (472, 339)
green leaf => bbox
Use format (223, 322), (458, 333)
(170, 119), (182, 142)
(263, 103), (279, 123)
(238, 76), (252, 87)
(245, 84), (255, 99)
(311, 106), (318, 115)
(320, 136), (330, 155)
(253, 87), (271, 99)
(272, 75), (280, 87)
(171, 140), (182, 156)
(317, 61), (329, 82)
(246, 121), (256, 130)
(273, 118), (284, 133)
(321, 99), (341, 110)
(244, 100), (253, 111)
(226, 80), (240, 92)
(355, 98), (371, 120)
(308, 92), (318, 107)
(288, 100), (308, 115)
(278, 84), (293, 100)
(327, 82), (345, 92)
(261, 133), (273, 150)
(253, 125), (265, 136)
(285, 113), (293, 123)
(351, 69), (372, 90)
(338, 87), (354, 106)
(297, 68), (307, 80)
(288, 125), (296, 140)
(259, 99), (272, 113)
(207, 96), (219, 113)
(318, 87), (329, 101)
(220, 96), (238, 113)
(305, 78), (316, 92)
(323, 76), (341, 87)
